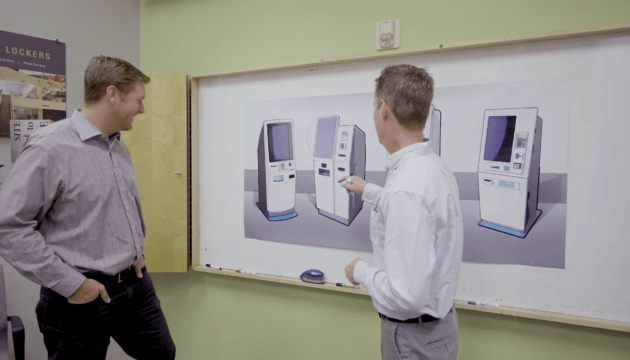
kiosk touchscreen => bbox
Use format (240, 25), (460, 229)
(313, 116), (366, 226)
(424, 105), (442, 156)
(477, 108), (543, 238)
(256, 119), (298, 221)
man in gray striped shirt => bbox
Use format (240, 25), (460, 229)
(0, 56), (175, 359)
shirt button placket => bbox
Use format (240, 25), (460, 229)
(111, 144), (138, 258)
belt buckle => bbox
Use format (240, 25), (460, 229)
(118, 267), (129, 283)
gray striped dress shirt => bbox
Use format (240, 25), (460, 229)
(0, 110), (145, 297)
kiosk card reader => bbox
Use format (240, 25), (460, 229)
(257, 119), (298, 221)
(313, 116), (366, 226)
(424, 105), (442, 156)
(477, 108), (543, 238)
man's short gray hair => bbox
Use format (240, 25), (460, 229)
(374, 65), (434, 130)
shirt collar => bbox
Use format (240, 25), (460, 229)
(70, 110), (120, 142)
(385, 139), (433, 172)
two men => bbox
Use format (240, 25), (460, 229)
(342, 65), (464, 360)
(0, 57), (460, 360)
(0, 56), (175, 359)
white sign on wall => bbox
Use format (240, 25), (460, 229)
(10, 119), (51, 162)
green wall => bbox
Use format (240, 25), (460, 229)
(140, 0), (630, 74)
(140, 1), (630, 358)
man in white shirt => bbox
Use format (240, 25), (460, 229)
(340, 64), (464, 360)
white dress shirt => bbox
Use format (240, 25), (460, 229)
(353, 140), (464, 320)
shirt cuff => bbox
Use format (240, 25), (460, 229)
(353, 260), (368, 285)
(50, 270), (87, 298)
(362, 183), (381, 205)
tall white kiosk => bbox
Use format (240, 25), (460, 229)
(257, 119), (298, 221)
(477, 108), (543, 238)
(424, 105), (442, 156)
(313, 116), (366, 226)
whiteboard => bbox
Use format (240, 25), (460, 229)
(198, 32), (630, 323)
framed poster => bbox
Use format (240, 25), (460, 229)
(0, 30), (66, 185)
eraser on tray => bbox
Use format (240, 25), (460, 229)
(300, 269), (325, 284)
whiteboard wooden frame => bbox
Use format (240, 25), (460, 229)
(190, 23), (630, 333)
(191, 266), (630, 333)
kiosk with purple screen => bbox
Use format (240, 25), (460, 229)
(477, 108), (543, 238)
(257, 119), (298, 221)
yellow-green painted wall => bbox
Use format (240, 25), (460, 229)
(141, 0), (630, 74)
(140, 1), (630, 359)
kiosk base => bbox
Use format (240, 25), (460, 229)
(478, 209), (542, 238)
(318, 209), (358, 226)
(256, 202), (298, 221)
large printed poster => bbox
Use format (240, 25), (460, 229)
(243, 79), (569, 269)
(0, 30), (66, 186)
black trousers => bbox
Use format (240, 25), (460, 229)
(36, 267), (176, 359)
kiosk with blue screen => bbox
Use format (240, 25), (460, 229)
(257, 119), (298, 221)
(313, 116), (366, 226)
(477, 108), (543, 238)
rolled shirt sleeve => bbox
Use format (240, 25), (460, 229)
(0, 137), (85, 297)
(353, 190), (434, 317)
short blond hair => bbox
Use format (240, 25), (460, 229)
(84, 55), (150, 104)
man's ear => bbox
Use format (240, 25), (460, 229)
(380, 99), (391, 122)
(105, 85), (118, 103)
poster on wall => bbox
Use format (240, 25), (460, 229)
(242, 78), (569, 269)
(0, 30), (66, 186)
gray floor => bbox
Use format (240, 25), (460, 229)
(244, 191), (373, 252)
(244, 192), (566, 268)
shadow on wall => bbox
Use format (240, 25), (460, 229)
(245, 170), (568, 204)
(538, 174), (567, 204)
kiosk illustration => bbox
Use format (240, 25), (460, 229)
(256, 119), (298, 221)
(477, 108), (543, 238)
(424, 104), (442, 156)
(313, 116), (366, 226)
